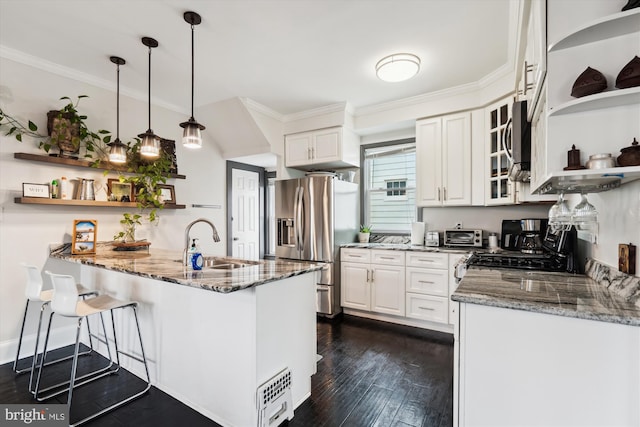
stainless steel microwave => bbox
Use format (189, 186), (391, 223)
(444, 229), (484, 247)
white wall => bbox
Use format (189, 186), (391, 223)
(0, 57), (227, 362)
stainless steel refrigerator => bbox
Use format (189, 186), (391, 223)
(275, 174), (359, 317)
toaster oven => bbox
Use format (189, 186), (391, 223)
(444, 229), (484, 247)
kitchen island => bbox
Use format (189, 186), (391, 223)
(451, 260), (640, 426)
(49, 242), (324, 427)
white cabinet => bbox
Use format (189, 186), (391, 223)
(416, 112), (472, 206)
(484, 97), (516, 205)
(519, 0), (547, 121)
(341, 248), (405, 316)
(455, 302), (640, 426)
(285, 126), (360, 169)
(405, 252), (449, 324)
(532, 7), (640, 194)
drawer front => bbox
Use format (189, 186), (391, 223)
(341, 248), (371, 264)
(371, 250), (405, 266)
(406, 293), (449, 324)
(405, 267), (448, 297)
(406, 252), (448, 269)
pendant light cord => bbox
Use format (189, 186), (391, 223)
(148, 45), (152, 131)
(116, 63), (120, 139)
(190, 23), (195, 119)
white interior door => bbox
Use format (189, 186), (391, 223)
(231, 168), (260, 260)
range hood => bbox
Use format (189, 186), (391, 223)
(532, 165), (640, 194)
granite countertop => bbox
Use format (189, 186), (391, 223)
(341, 243), (472, 254)
(452, 262), (640, 326)
(50, 242), (324, 294)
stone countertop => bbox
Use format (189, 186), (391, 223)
(50, 243), (324, 294)
(452, 266), (640, 326)
(341, 243), (472, 254)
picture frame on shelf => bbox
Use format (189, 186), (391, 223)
(107, 179), (134, 202)
(72, 219), (97, 255)
(158, 184), (176, 204)
(22, 183), (50, 198)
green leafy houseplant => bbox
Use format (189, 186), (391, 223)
(359, 225), (372, 233)
(0, 95), (112, 163)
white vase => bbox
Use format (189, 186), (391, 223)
(358, 232), (370, 243)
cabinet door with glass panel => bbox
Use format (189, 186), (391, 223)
(485, 96), (516, 205)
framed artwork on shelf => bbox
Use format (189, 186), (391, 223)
(72, 219), (97, 255)
(107, 179), (134, 202)
(22, 183), (50, 198)
(158, 184), (176, 204)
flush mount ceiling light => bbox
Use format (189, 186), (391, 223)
(138, 36), (160, 158)
(375, 53), (421, 82)
(180, 11), (205, 149)
(108, 56), (127, 164)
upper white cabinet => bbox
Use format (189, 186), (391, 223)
(533, 7), (640, 194)
(416, 112), (472, 207)
(484, 97), (515, 205)
(285, 126), (360, 170)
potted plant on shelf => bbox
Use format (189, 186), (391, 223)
(359, 225), (372, 243)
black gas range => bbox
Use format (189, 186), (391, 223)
(466, 226), (579, 273)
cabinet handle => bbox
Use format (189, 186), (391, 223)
(308, 147), (312, 160)
(366, 269), (370, 282)
(418, 306), (435, 311)
(523, 60), (535, 95)
(418, 259), (434, 262)
(371, 270), (374, 282)
(418, 280), (435, 284)
(443, 187), (447, 201)
(379, 256), (395, 260)
(348, 254), (362, 258)
(437, 187), (441, 201)
(311, 147), (315, 158)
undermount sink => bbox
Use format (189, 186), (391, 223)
(175, 256), (263, 270)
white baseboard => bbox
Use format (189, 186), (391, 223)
(342, 308), (454, 334)
(0, 324), (80, 366)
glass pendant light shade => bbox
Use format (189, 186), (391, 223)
(181, 118), (204, 148)
(139, 130), (160, 157)
(139, 37), (160, 159)
(108, 139), (127, 163)
(108, 56), (128, 164)
(181, 11), (205, 149)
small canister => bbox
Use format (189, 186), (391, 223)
(564, 145), (584, 170)
(488, 233), (499, 250)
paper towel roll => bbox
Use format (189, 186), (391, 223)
(411, 222), (425, 245)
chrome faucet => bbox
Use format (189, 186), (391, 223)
(184, 218), (221, 265)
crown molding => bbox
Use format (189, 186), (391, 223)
(283, 101), (350, 123)
(240, 97), (283, 121)
(0, 45), (187, 115)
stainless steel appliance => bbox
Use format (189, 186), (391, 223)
(425, 231), (440, 247)
(444, 229), (484, 247)
(275, 173), (358, 317)
(504, 100), (531, 182)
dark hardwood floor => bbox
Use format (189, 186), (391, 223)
(0, 315), (453, 427)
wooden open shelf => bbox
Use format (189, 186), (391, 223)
(15, 197), (186, 209)
(14, 152), (186, 179)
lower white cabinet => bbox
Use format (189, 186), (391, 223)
(341, 249), (405, 316)
(342, 248), (456, 330)
(405, 252), (450, 324)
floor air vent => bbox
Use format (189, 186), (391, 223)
(257, 368), (293, 427)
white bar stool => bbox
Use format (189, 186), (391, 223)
(36, 271), (151, 426)
(13, 263), (98, 392)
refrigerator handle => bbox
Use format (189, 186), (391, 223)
(295, 186), (304, 252)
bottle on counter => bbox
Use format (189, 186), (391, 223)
(51, 179), (59, 199)
(187, 238), (204, 270)
(60, 176), (70, 200)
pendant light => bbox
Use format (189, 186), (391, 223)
(139, 36), (160, 158)
(108, 56), (127, 164)
(180, 11), (205, 149)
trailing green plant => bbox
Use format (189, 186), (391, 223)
(0, 95), (112, 165)
(360, 224), (372, 233)
(113, 212), (142, 242)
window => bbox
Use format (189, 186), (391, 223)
(362, 140), (416, 233)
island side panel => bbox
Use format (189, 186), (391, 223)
(81, 265), (260, 427)
(256, 271), (318, 409)
(458, 302), (640, 427)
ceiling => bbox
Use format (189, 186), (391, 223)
(0, 0), (514, 118)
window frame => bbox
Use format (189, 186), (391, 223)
(360, 138), (422, 235)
